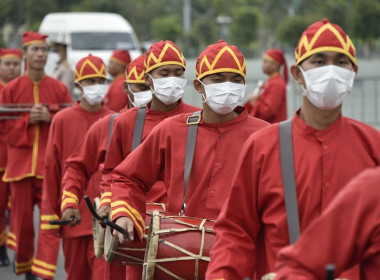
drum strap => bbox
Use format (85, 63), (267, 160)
(279, 118), (300, 244)
(106, 113), (119, 150)
(181, 111), (202, 215)
(131, 107), (147, 152)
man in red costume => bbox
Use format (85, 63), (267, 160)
(0, 48), (22, 266)
(104, 50), (131, 111)
(111, 40), (268, 249)
(0, 31), (72, 279)
(244, 48), (288, 123)
(206, 19), (380, 280)
(275, 166), (380, 280)
(32, 54), (113, 280)
(59, 54), (151, 280)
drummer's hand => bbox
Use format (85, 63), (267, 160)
(61, 208), (81, 226)
(29, 104), (51, 124)
(97, 205), (111, 219)
(114, 217), (134, 244)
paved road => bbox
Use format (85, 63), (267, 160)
(0, 206), (66, 280)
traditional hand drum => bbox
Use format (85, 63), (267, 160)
(143, 211), (216, 280)
(103, 202), (166, 265)
(92, 197), (105, 258)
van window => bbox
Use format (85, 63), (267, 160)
(71, 32), (136, 50)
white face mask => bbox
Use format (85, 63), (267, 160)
(80, 84), (108, 105)
(149, 75), (187, 105)
(127, 84), (152, 108)
(300, 65), (355, 110)
(199, 80), (246, 115)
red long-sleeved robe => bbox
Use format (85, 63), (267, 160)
(104, 75), (129, 112)
(206, 112), (380, 280)
(101, 100), (200, 208)
(275, 166), (380, 280)
(33, 102), (112, 279)
(244, 74), (287, 123)
(111, 107), (269, 239)
(0, 82), (8, 247)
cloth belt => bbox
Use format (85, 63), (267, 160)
(279, 118), (300, 244)
(181, 111), (201, 215)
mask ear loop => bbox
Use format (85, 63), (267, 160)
(147, 73), (155, 94)
(197, 79), (207, 102)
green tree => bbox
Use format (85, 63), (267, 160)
(275, 16), (310, 48)
(151, 15), (183, 43)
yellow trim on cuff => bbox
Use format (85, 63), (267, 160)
(6, 239), (17, 248)
(8, 231), (16, 240)
(100, 198), (111, 204)
(61, 197), (78, 209)
(111, 207), (144, 237)
(31, 265), (56, 278)
(111, 200), (145, 226)
(63, 190), (78, 200)
(101, 192), (111, 198)
(41, 214), (59, 221)
(41, 224), (60, 230)
(33, 259), (57, 270)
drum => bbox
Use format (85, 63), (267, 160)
(92, 197), (105, 258)
(103, 202), (166, 265)
(143, 211), (215, 280)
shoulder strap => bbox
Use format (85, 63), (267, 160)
(106, 113), (119, 150)
(279, 118), (300, 244)
(181, 111), (202, 215)
(131, 107), (147, 152)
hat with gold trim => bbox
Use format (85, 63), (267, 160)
(0, 48), (23, 59)
(110, 50), (131, 66)
(295, 18), (356, 65)
(22, 31), (48, 47)
(196, 40), (246, 80)
(264, 49), (288, 83)
(126, 55), (145, 84)
(144, 40), (185, 73)
(75, 54), (107, 83)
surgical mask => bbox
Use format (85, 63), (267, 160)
(79, 84), (108, 105)
(199, 80), (246, 115)
(127, 84), (152, 108)
(149, 75), (187, 105)
(300, 65), (355, 110)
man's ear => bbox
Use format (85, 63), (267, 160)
(290, 64), (303, 85)
(123, 81), (130, 94)
(144, 73), (153, 88)
(74, 83), (83, 94)
(193, 79), (204, 95)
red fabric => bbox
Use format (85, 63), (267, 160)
(0, 171), (9, 247)
(0, 74), (73, 181)
(126, 55), (145, 83)
(276, 167), (380, 280)
(110, 50), (131, 66)
(39, 102), (113, 239)
(264, 49), (288, 83)
(8, 178), (42, 275)
(110, 107), (269, 240)
(23, 31), (47, 46)
(145, 40), (186, 73)
(75, 54), (107, 83)
(0, 48), (22, 59)
(205, 112), (380, 280)
(246, 74), (287, 123)
(104, 75), (129, 112)
(61, 114), (116, 212)
(62, 235), (106, 280)
(101, 100), (200, 208)
(295, 18), (356, 65)
(196, 40), (246, 79)
(103, 262), (126, 280)
(31, 232), (60, 279)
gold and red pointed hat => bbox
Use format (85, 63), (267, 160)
(264, 49), (288, 83)
(144, 40), (186, 73)
(126, 55), (145, 84)
(110, 50), (131, 66)
(295, 18), (356, 65)
(75, 54), (107, 83)
(22, 31), (48, 47)
(0, 48), (23, 59)
(196, 40), (246, 80)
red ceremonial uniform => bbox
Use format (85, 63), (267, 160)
(275, 167), (380, 280)
(205, 113), (380, 280)
(0, 73), (72, 274)
(104, 74), (129, 112)
(0, 81), (8, 247)
(61, 114), (126, 280)
(32, 54), (112, 279)
(100, 100), (200, 208)
(111, 107), (268, 238)
(246, 73), (287, 123)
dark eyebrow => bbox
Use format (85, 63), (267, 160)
(309, 53), (327, 59)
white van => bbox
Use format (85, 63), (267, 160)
(39, 12), (142, 75)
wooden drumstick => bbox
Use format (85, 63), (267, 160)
(49, 217), (74, 226)
(325, 264), (335, 280)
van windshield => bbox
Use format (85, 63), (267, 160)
(71, 32), (136, 50)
